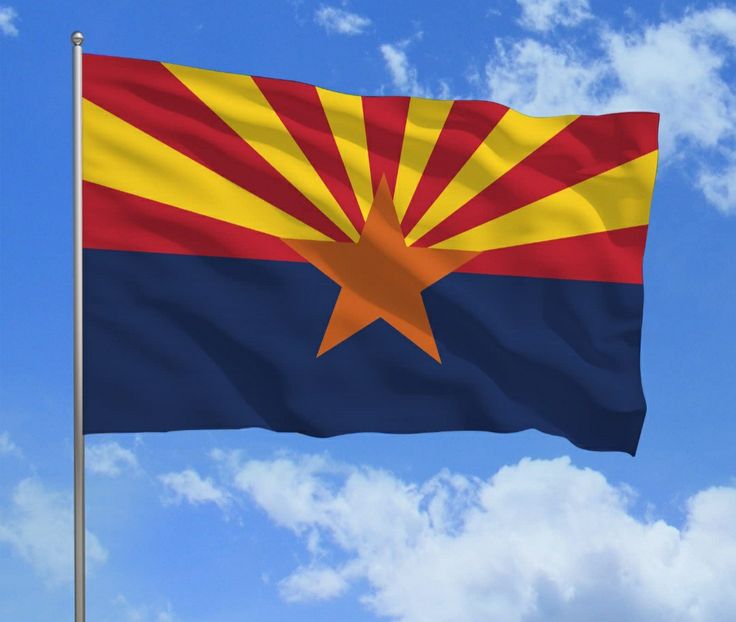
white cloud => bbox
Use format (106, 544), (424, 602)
(0, 478), (107, 585)
(315, 6), (371, 35)
(380, 42), (429, 98)
(517, 0), (591, 32)
(159, 469), (230, 510)
(485, 6), (736, 212)
(379, 35), (451, 99)
(280, 564), (349, 602)
(0, 5), (18, 36)
(231, 454), (336, 529)
(604, 9), (736, 155)
(486, 38), (603, 116)
(698, 154), (736, 214)
(0, 431), (20, 457)
(87, 441), (139, 476)
(229, 454), (736, 622)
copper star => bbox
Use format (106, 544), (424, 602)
(284, 177), (478, 362)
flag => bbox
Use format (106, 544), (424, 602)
(82, 54), (659, 454)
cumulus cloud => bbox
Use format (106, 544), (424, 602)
(517, 0), (592, 32)
(0, 5), (18, 36)
(232, 454), (345, 530)
(315, 6), (371, 35)
(0, 479), (107, 585)
(0, 431), (20, 457)
(485, 6), (736, 212)
(87, 441), (139, 476)
(159, 469), (230, 510)
(226, 453), (736, 622)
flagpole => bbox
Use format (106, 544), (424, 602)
(72, 30), (85, 622)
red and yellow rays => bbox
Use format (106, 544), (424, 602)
(82, 54), (659, 359)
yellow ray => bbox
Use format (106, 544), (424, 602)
(82, 99), (330, 241)
(393, 97), (453, 221)
(317, 87), (373, 220)
(432, 150), (658, 251)
(165, 62), (360, 241)
(406, 109), (577, 245)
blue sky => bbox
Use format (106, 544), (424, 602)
(1, 1), (735, 620)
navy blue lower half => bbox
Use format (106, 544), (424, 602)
(83, 250), (646, 454)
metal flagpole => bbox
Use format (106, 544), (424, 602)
(72, 30), (85, 622)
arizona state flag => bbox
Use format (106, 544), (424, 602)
(82, 54), (659, 454)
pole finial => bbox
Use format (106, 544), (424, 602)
(71, 31), (84, 46)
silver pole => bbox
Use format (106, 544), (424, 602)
(71, 30), (85, 622)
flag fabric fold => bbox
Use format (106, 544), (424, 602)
(82, 53), (659, 454)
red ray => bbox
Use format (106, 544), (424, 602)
(253, 77), (365, 234)
(458, 226), (648, 284)
(400, 100), (508, 235)
(83, 54), (350, 242)
(362, 96), (411, 197)
(414, 112), (659, 247)
(83, 181), (305, 263)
